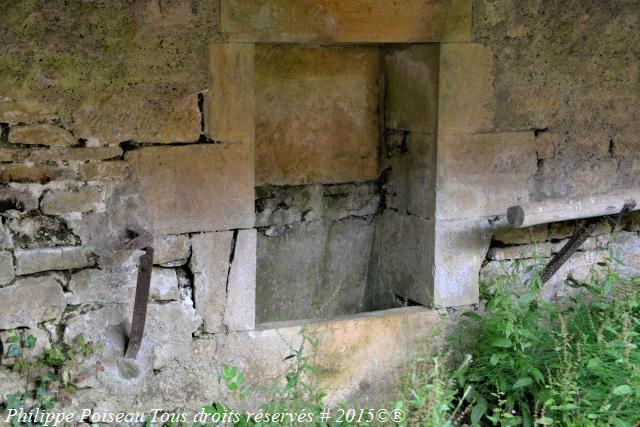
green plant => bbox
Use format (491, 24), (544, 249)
(395, 351), (473, 427)
(1, 333), (102, 426)
(453, 250), (640, 427)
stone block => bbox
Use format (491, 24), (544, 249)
(487, 242), (552, 261)
(436, 132), (536, 220)
(15, 246), (95, 275)
(221, 0), (471, 43)
(255, 46), (379, 185)
(153, 234), (190, 266)
(8, 124), (76, 146)
(0, 370), (23, 402)
(535, 132), (555, 159)
(433, 218), (492, 307)
(385, 133), (437, 218)
(8, 214), (79, 248)
(257, 217), (374, 323)
(0, 163), (76, 183)
(205, 43), (255, 144)
(0, 148), (29, 163)
(0, 98), (55, 124)
(492, 224), (549, 245)
(533, 158), (618, 199)
(609, 231), (640, 278)
(151, 267), (180, 301)
(63, 306), (129, 361)
(384, 45), (440, 133)
(438, 43), (495, 135)
(366, 211), (435, 307)
(0, 251), (15, 286)
(126, 144), (255, 235)
(73, 93), (201, 145)
(225, 229), (256, 331)
(78, 161), (130, 181)
(144, 303), (201, 370)
(41, 187), (103, 215)
(190, 231), (233, 333)
(28, 147), (122, 162)
(0, 187), (39, 212)
(67, 269), (133, 306)
(223, 307), (445, 407)
(0, 276), (65, 329)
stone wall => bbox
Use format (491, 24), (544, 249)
(0, 0), (639, 417)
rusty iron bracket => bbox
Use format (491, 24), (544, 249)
(541, 202), (636, 284)
(122, 227), (153, 359)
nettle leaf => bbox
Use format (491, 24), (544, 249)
(530, 367), (545, 382)
(587, 357), (601, 369)
(490, 338), (512, 348)
(463, 311), (482, 321)
(489, 354), (501, 366)
(613, 385), (631, 396)
(535, 416), (554, 425)
(513, 377), (533, 389)
(471, 401), (487, 425)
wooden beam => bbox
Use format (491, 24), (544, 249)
(507, 189), (640, 228)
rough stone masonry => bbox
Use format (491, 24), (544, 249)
(0, 0), (639, 417)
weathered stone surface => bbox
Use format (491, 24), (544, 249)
(78, 161), (130, 181)
(150, 267), (180, 301)
(256, 182), (379, 229)
(438, 43), (495, 134)
(433, 218), (492, 307)
(8, 214), (79, 248)
(41, 186), (103, 215)
(255, 46), (379, 185)
(63, 306), (129, 361)
(0, 163), (76, 183)
(73, 93), (201, 144)
(0, 98), (55, 124)
(487, 242), (552, 261)
(257, 217), (374, 323)
(28, 146), (122, 162)
(366, 211), (435, 309)
(0, 276), (65, 329)
(611, 129), (640, 157)
(223, 307), (446, 408)
(153, 234), (190, 266)
(385, 132), (437, 218)
(492, 224), (549, 245)
(533, 158), (619, 200)
(126, 144), (255, 235)
(384, 45), (439, 133)
(436, 132), (536, 220)
(609, 231), (640, 277)
(67, 269), (133, 306)
(206, 43), (255, 144)
(0, 369), (23, 402)
(0, 251), (14, 286)
(9, 123), (76, 146)
(144, 303), (201, 370)
(221, 0), (471, 43)
(535, 132), (555, 159)
(15, 246), (94, 275)
(225, 229), (256, 331)
(0, 186), (39, 212)
(0, 148), (29, 162)
(190, 231), (233, 333)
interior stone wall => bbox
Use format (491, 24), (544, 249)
(0, 0), (638, 417)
